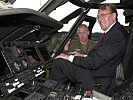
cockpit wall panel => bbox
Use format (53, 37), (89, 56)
(0, 8), (63, 41)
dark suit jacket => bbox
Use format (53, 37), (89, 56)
(73, 22), (129, 77)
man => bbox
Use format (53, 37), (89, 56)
(51, 4), (129, 95)
(63, 24), (96, 55)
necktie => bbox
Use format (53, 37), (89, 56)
(95, 32), (106, 46)
(98, 32), (106, 43)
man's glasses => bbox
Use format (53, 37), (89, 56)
(97, 13), (112, 19)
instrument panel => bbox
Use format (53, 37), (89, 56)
(0, 41), (51, 99)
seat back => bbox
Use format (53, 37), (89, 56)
(122, 26), (133, 80)
(115, 63), (125, 86)
(115, 25), (131, 86)
(122, 9), (133, 80)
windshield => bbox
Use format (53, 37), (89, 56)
(102, 0), (120, 3)
(49, 2), (79, 32)
(11, 0), (129, 55)
(13, 0), (48, 11)
(13, 1), (79, 32)
(12, 0), (126, 33)
(83, 0), (121, 4)
(88, 9), (129, 33)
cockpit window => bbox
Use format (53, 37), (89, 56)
(87, 9), (129, 33)
(49, 2), (79, 21)
(49, 2), (79, 32)
(84, 0), (120, 4)
(13, 0), (48, 11)
(101, 0), (120, 4)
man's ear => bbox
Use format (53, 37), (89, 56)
(112, 13), (116, 21)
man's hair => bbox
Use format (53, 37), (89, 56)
(99, 4), (118, 20)
(77, 24), (89, 31)
(77, 24), (92, 39)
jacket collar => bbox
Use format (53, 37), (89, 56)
(105, 22), (116, 33)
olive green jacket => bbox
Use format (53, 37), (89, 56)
(64, 39), (97, 54)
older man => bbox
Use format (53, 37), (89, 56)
(51, 4), (129, 95)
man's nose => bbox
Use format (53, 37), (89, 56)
(81, 34), (84, 37)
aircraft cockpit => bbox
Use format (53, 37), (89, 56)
(0, 0), (133, 99)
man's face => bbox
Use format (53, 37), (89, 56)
(97, 7), (116, 31)
(77, 27), (89, 43)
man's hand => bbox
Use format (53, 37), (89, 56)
(64, 39), (71, 51)
(55, 53), (69, 60)
(68, 51), (84, 57)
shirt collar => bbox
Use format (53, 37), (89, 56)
(105, 22), (116, 33)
